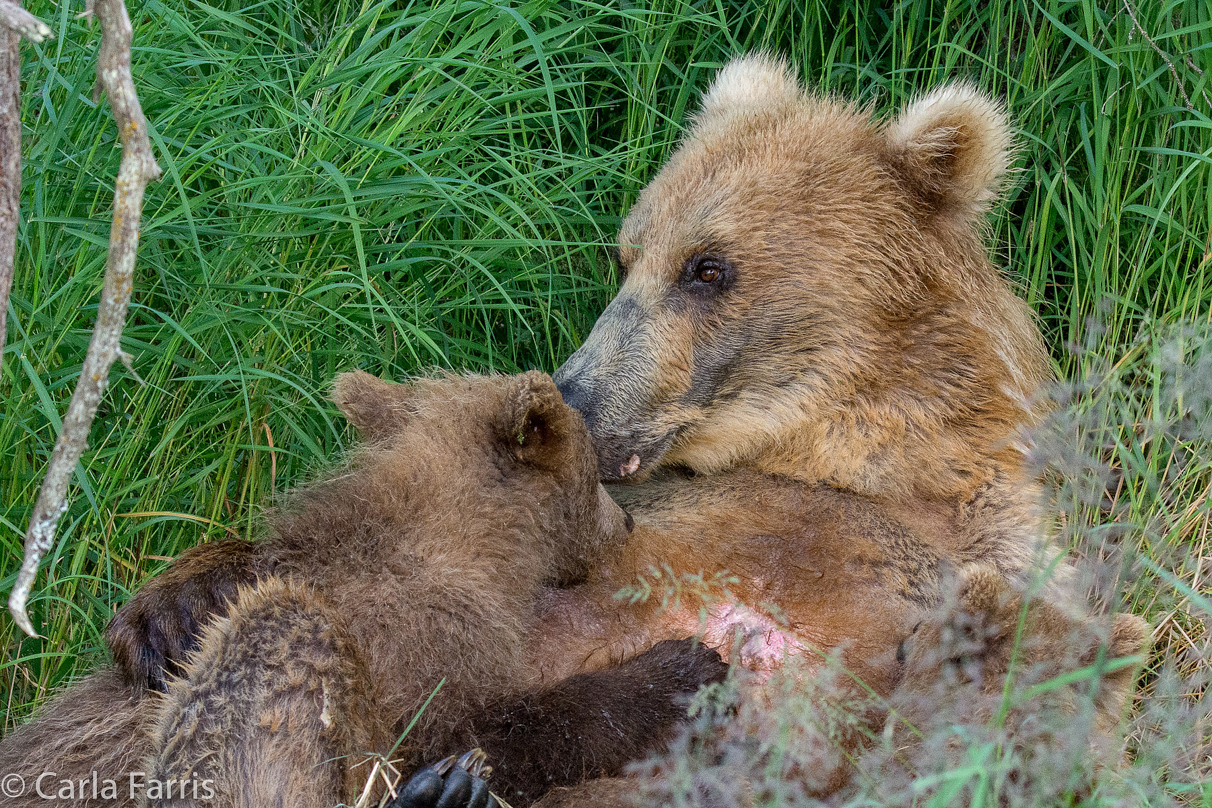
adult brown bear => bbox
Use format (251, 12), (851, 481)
(102, 56), (1137, 800)
(529, 52), (1062, 703)
(555, 54), (1052, 573)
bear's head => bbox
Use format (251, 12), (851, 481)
(888, 564), (1150, 775)
(555, 55), (1051, 501)
(326, 369), (631, 586)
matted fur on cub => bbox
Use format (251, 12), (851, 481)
(0, 371), (726, 808)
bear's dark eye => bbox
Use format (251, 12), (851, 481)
(681, 253), (732, 292)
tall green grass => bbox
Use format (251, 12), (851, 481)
(1, 0), (1208, 756)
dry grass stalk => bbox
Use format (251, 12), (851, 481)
(0, 1), (50, 370)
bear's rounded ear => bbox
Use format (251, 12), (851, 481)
(884, 83), (1013, 223)
(501, 371), (574, 471)
(1083, 612), (1150, 721)
(331, 370), (410, 441)
(694, 52), (802, 130)
(956, 563), (1013, 616)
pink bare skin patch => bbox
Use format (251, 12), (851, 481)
(703, 602), (807, 671)
(662, 598), (808, 676)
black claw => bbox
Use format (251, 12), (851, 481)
(434, 766), (474, 808)
(390, 751), (495, 808)
(456, 748), (488, 776)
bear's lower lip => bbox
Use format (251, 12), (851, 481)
(598, 431), (676, 482)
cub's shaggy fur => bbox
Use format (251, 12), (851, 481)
(0, 372), (725, 808)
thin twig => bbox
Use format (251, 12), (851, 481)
(9, 0), (159, 636)
(0, 1), (50, 376)
(1123, 0), (1199, 112)
(0, 23), (20, 370)
(1183, 56), (1212, 110)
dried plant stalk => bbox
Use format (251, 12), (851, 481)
(9, 0), (159, 636)
(0, 1), (49, 371)
(0, 1), (52, 43)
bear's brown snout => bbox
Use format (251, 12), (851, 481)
(555, 298), (680, 481)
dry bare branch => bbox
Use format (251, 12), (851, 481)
(0, 0), (52, 44)
(8, 0), (159, 636)
(0, 1), (50, 376)
(0, 28), (20, 368)
(1124, 0), (1202, 112)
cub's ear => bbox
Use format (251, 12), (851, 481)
(956, 563), (1014, 616)
(501, 371), (575, 470)
(1085, 612), (1150, 722)
(332, 370), (410, 441)
(884, 83), (1013, 222)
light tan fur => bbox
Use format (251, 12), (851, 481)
(539, 54), (1068, 732)
(555, 53), (1053, 575)
(537, 56), (1110, 801)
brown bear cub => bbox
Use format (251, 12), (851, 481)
(0, 371), (726, 808)
(868, 565), (1150, 802)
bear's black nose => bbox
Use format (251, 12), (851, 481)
(555, 374), (591, 414)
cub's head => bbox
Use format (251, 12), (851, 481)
(329, 369), (631, 585)
(890, 565), (1150, 771)
(555, 55), (1049, 493)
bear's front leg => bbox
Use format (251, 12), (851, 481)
(455, 638), (729, 806)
